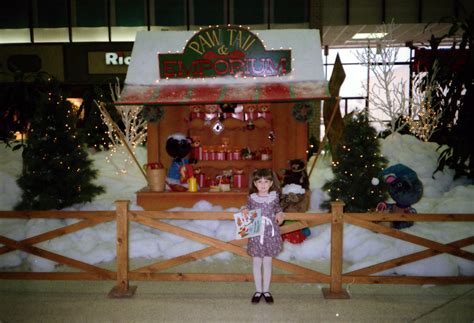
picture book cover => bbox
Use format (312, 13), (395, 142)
(234, 208), (263, 239)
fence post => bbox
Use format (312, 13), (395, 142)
(322, 201), (350, 299)
(109, 200), (137, 298)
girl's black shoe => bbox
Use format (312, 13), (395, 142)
(262, 292), (274, 304)
(251, 292), (262, 304)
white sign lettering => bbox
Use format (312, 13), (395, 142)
(105, 52), (131, 65)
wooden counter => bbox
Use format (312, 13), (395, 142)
(136, 187), (248, 210)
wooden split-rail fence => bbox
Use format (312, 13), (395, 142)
(0, 201), (473, 299)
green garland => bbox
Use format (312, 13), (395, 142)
(292, 101), (315, 123)
(141, 104), (164, 122)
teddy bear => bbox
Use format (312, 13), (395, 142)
(257, 104), (271, 121)
(243, 105), (257, 130)
(280, 183), (311, 244)
(190, 135), (202, 160)
(280, 189), (309, 213)
(189, 105), (203, 120)
(282, 159), (310, 190)
(204, 104), (220, 123)
(280, 160), (311, 244)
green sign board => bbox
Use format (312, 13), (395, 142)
(158, 26), (291, 79)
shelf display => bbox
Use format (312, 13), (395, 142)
(185, 104), (277, 187)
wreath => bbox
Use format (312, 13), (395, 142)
(141, 104), (164, 122)
(292, 102), (315, 123)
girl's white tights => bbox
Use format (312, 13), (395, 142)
(252, 256), (272, 293)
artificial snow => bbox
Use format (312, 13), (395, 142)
(282, 183), (306, 194)
(0, 134), (473, 276)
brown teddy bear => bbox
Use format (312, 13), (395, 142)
(280, 191), (309, 213)
(282, 159), (310, 190)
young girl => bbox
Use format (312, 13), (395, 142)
(242, 168), (285, 304)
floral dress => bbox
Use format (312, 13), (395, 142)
(246, 191), (283, 257)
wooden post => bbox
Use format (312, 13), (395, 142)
(109, 200), (137, 298)
(322, 201), (350, 299)
(308, 97), (341, 177)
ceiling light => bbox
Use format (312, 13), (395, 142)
(352, 32), (388, 40)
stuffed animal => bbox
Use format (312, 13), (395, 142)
(283, 159), (310, 190)
(280, 184), (311, 244)
(257, 104), (271, 120)
(204, 104), (219, 122)
(165, 133), (193, 190)
(280, 160), (311, 243)
(374, 163), (423, 229)
(189, 105), (203, 120)
(190, 135), (202, 160)
(281, 189), (309, 213)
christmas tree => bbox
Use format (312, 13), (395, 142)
(320, 112), (388, 212)
(15, 81), (104, 210)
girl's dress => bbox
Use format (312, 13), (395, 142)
(246, 191), (283, 257)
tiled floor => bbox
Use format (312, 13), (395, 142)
(0, 280), (473, 322)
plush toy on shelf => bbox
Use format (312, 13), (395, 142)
(374, 163), (424, 229)
(189, 105), (203, 120)
(204, 104), (220, 123)
(190, 135), (202, 160)
(257, 104), (271, 121)
(165, 133), (194, 191)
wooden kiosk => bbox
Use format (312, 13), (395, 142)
(117, 26), (329, 210)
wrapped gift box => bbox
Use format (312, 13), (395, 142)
(197, 173), (206, 187)
(233, 174), (248, 188)
(191, 146), (203, 160)
(216, 150), (226, 160)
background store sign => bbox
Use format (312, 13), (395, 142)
(88, 51), (131, 74)
(105, 52), (131, 65)
(158, 26), (291, 79)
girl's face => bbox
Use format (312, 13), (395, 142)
(254, 177), (273, 196)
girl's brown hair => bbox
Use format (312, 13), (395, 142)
(248, 168), (281, 195)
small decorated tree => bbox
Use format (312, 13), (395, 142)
(15, 81), (104, 210)
(95, 78), (151, 175)
(320, 111), (388, 212)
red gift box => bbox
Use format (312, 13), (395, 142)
(197, 173), (206, 187)
(208, 147), (216, 161)
(232, 149), (241, 160)
(233, 174), (248, 188)
(191, 146), (203, 160)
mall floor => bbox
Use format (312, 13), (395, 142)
(0, 279), (473, 323)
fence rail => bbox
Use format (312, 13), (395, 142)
(0, 201), (473, 299)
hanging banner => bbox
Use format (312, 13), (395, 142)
(158, 26), (291, 79)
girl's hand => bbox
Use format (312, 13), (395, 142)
(276, 212), (285, 225)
